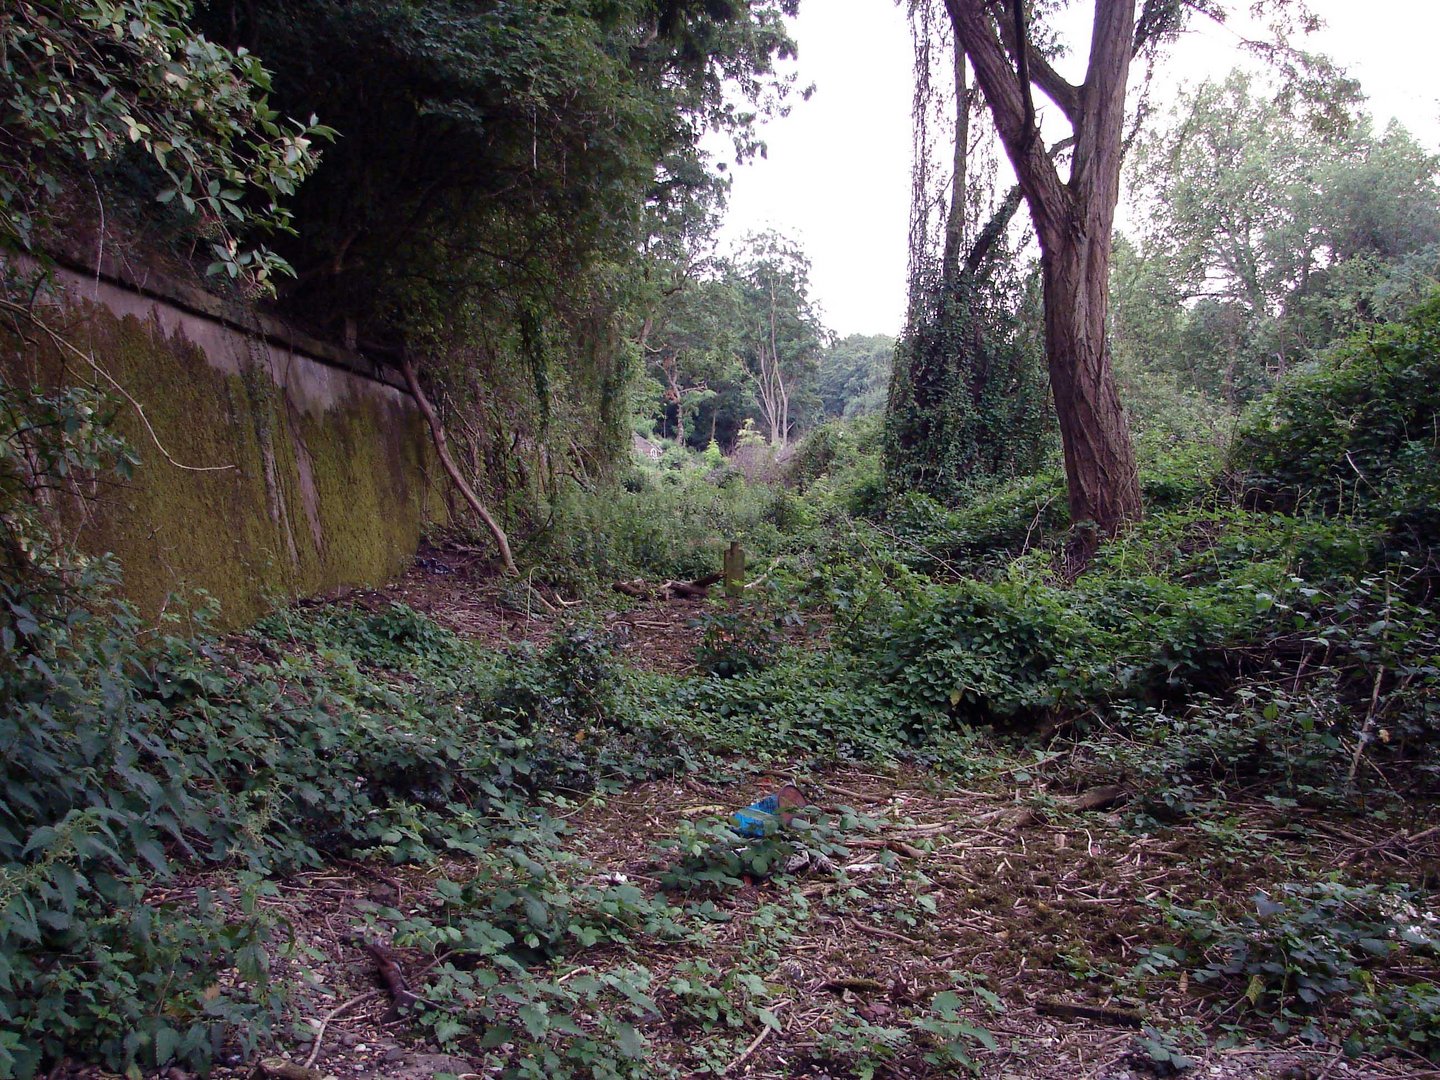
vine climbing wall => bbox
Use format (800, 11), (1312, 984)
(3, 257), (450, 628)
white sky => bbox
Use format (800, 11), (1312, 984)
(715, 0), (1440, 339)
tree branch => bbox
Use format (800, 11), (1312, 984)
(994, 0), (1080, 124)
(400, 354), (517, 575)
(944, 0), (1069, 248)
(964, 136), (1076, 279)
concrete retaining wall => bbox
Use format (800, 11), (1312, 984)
(4, 257), (448, 628)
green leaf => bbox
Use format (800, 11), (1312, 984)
(931, 990), (963, 1017)
(153, 1026), (180, 1065)
(518, 1002), (550, 1038)
(615, 1022), (647, 1058)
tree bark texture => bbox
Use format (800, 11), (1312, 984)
(940, 43), (971, 289)
(1042, 238), (1141, 537)
(944, 0), (1142, 539)
(400, 355), (518, 575)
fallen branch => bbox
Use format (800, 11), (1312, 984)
(1346, 665), (1387, 791)
(400, 354), (516, 575)
(250, 1060), (327, 1080)
(1034, 998), (1142, 1028)
(822, 977), (888, 993)
(363, 939), (420, 1016)
(612, 572), (723, 600)
(1065, 785), (1127, 812)
(847, 837), (926, 859)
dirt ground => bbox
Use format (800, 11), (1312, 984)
(339, 544), (715, 674)
(213, 764), (1440, 1080)
(155, 555), (1440, 1080)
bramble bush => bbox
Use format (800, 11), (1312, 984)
(2, 537), (702, 1076)
(1138, 879), (1440, 1057)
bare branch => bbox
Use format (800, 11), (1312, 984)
(994, 0), (1080, 124)
(1, 299), (235, 474)
(964, 136), (1076, 279)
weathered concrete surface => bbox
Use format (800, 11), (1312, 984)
(3, 258), (449, 627)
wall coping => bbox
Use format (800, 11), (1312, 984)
(30, 247), (407, 393)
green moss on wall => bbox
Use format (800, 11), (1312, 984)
(4, 290), (447, 629)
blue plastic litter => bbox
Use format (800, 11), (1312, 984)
(732, 794), (782, 838)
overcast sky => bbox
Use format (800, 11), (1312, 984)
(714, 1), (1440, 339)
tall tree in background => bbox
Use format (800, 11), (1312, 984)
(940, 0), (1336, 547)
(817, 334), (895, 419)
(1122, 72), (1440, 406)
(642, 274), (744, 446)
(732, 231), (825, 448)
(941, 0), (1148, 541)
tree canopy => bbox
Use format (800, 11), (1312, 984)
(1120, 72), (1440, 405)
(0, 0), (329, 285)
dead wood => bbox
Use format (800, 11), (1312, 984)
(1034, 998), (1143, 1028)
(302, 989), (383, 1069)
(612, 578), (649, 598)
(848, 837), (927, 859)
(663, 579), (711, 599)
(823, 977), (889, 993)
(251, 1061), (327, 1080)
(1065, 785), (1127, 812)
(400, 354), (516, 575)
(363, 939), (420, 1015)
(1008, 807), (1044, 831)
(722, 1000), (788, 1074)
(611, 571), (724, 600)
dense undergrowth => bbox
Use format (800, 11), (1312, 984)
(2, 299), (1439, 1076)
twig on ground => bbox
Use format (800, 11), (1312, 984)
(723, 1000), (788, 1075)
(303, 989), (383, 1068)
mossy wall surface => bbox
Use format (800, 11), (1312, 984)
(5, 265), (448, 628)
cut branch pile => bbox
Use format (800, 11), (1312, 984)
(612, 571), (723, 601)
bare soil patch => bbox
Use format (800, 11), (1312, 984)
(183, 766), (1439, 1080)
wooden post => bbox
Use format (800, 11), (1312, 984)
(724, 541), (746, 597)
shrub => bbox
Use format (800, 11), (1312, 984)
(1233, 291), (1440, 555)
(523, 471), (786, 589)
(1, 585), (699, 1075)
(1153, 880), (1438, 1016)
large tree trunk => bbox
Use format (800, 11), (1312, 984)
(944, 0), (1143, 549)
(1042, 238), (1141, 539)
